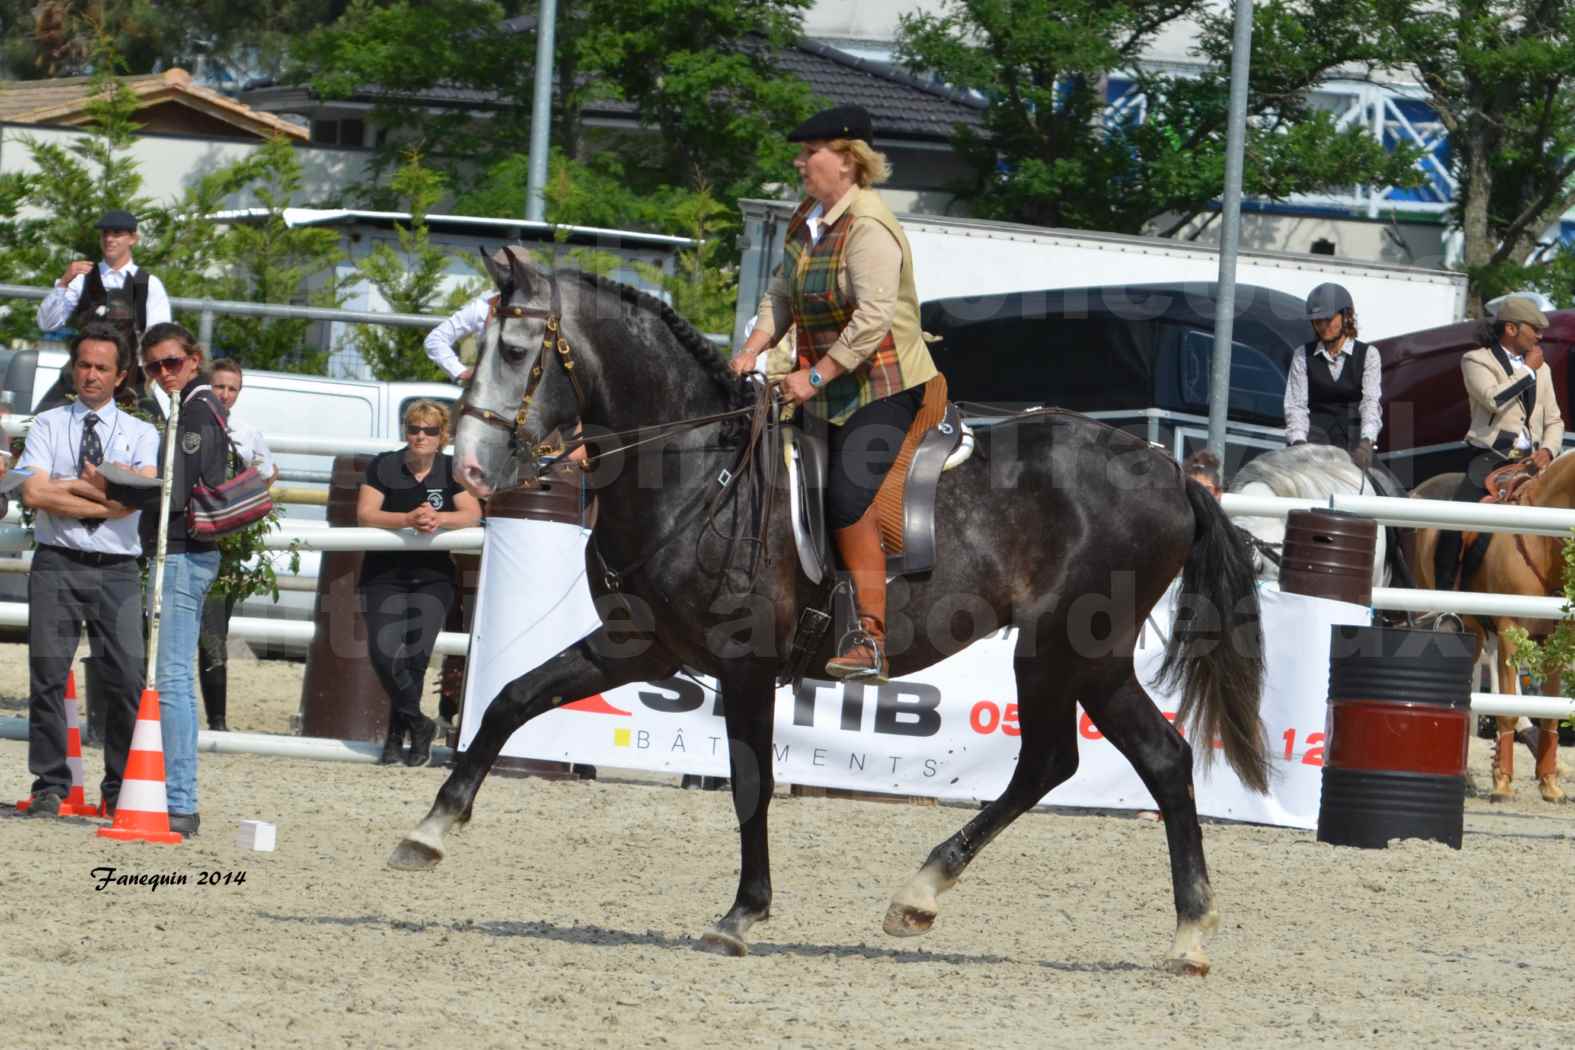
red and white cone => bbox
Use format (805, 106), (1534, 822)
(97, 688), (182, 844)
(17, 669), (99, 817)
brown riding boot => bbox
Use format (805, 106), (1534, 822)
(1491, 717), (1516, 802)
(1534, 719), (1567, 803)
(826, 507), (889, 682)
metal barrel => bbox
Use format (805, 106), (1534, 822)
(1317, 625), (1475, 850)
(1279, 508), (1378, 607)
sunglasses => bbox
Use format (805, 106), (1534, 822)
(143, 355), (187, 376)
(406, 424), (442, 437)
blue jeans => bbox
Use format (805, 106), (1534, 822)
(153, 550), (221, 814)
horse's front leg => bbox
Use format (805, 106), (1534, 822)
(389, 627), (676, 870)
(700, 663), (778, 956)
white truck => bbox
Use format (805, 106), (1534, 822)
(732, 198), (1468, 346)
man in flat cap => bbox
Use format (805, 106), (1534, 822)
(34, 208), (172, 412)
(1432, 295), (1564, 590)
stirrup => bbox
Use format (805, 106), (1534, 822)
(827, 623), (887, 681)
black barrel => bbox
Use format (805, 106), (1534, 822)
(1279, 509), (1378, 607)
(1317, 626), (1476, 849)
(299, 454), (393, 742)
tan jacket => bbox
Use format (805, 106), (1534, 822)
(1461, 345), (1564, 455)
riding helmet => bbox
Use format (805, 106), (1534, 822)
(1305, 282), (1354, 321)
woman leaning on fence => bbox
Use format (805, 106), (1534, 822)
(357, 400), (482, 767)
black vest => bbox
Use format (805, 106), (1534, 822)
(67, 266), (151, 342)
(1303, 339), (1369, 451)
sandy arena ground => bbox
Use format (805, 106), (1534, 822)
(2, 640), (1574, 1049)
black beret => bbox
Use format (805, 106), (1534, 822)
(96, 208), (138, 232)
(787, 105), (873, 145)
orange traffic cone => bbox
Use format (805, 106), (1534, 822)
(97, 688), (182, 844)
(17, 669), (100, 817)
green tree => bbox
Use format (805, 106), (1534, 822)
(896, 0), (1423, 235)
(206, 138), (348, 373)
(1365, 0), (1575, 312)
(352, 152), (479, 380)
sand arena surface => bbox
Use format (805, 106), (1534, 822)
(2, 641), (1575, 1049)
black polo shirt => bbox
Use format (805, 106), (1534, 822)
(360, 450), (464, 582)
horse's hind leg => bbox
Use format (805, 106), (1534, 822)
(883, 652), (1085, 939)
(389, 628), (675, 870)
(1081, 670), (1216, 975)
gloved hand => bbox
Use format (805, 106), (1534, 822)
(1288, 439), (1307, 447)
(1353, 440), (1374, 469)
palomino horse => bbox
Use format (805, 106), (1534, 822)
(1228, 444), (1397, 587)
(389, 253), (1270, 974)
(1410, 455), (1571, 803)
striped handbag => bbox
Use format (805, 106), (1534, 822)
(186, 396), (274, 539)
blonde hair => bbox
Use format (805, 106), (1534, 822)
(830, 138), (891, 187)
(403, 399), (450, 433)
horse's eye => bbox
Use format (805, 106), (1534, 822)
(498, 340), (529, 363)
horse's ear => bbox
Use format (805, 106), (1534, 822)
(506, 248), (533, 296)
(480, 246), (511, 291)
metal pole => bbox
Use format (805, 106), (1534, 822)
(1207, 0), (1255, 464)
(145, 388), (182, 689)
(524, 0), (558, 223)
(198, 306), (215, 350)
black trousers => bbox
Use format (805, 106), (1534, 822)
(28, 545), (145, 803)
(1432, 450), (1505, 588)
(198, 591), (237, 727)
(360, 572), (456, 732)
(825, 386), (925, 529)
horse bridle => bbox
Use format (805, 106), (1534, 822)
(456, 273), (589, 459)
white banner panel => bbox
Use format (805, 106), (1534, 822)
(461, 519), (1368, 829)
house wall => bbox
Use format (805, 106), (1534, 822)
(0, 123), (370, 213)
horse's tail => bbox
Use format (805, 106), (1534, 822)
(1156, 479), (1270, 794)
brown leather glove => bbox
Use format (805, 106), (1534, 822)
(1352, 440), (1374, 469)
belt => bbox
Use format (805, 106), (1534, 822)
(37, 544), (137, 567)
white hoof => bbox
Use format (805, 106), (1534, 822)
(699, 928), (748, 957)
(882, 901), (936, 937)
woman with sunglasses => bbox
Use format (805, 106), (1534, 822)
(96, 321), (230, 837)
(357, 400), (482, 766)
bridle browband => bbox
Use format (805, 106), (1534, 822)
(456, 272), (590, 459)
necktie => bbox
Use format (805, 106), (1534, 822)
(79, 412), (104, 533)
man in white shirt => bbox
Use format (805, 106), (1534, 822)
(422, 291), (490, 383)
(17, 322), (159, 817)
(196, 359), (277, 733)
(34, 209), (172, 413)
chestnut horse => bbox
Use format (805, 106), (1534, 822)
(1409, 454), (1572, 802)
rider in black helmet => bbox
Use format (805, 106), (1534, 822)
(1283, 282), (1381, 468)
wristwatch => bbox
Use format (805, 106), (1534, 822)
(808, 367), (824, 388)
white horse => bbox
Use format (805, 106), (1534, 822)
(1227, 443), (1390, 588)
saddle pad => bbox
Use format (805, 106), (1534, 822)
(873, 374), (949, 554)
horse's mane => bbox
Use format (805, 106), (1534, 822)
(1229, 444), (1364, 498)
(563, 269), (741, 397)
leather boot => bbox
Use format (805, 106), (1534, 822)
(378, 716), (406, 766)
(406, 715), (438, 768)
(201, 666), (229, 732)
(1491, 717), (1516, 801)
(826, 506), (889, 682)
(1534, 719), (1566, 802)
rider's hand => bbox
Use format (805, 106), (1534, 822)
(729, 349), (760, 376)
(1353, 440), (1374, 469)
(781, 369), (817, 405)
(1524, 345), (1545, 372)
(1533, 447), (1554, 469)
(457, 367), (475, 383)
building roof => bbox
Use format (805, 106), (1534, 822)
(0, 68), (308, 141)
(240, 37), (984, 146)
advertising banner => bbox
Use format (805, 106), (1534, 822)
(461, 519), (1367, 828)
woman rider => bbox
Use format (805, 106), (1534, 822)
(1283, 282), (1382, 468)
(729, 105), (940, 682)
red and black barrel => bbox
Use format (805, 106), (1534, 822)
(1279, 509), (1378, 607)
(1317, 625), (1475, 849)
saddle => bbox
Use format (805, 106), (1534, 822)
(785, 374), (973, 582)
(1452, 460), (1545, 587)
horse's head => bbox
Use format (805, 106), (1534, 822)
(453, 247), (587, 498)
